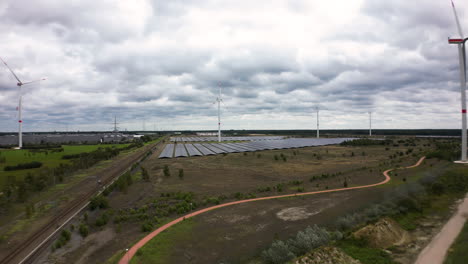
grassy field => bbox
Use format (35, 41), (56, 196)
(444, 215), (468, 264)
(0, 144), (130, 188)
(130, 219), (197, 264)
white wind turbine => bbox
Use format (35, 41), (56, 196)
(448, 0), (468, 163)
(1, 57), (46, 149)
(369, 111), (372, 137)
(215, 86), (223, 142)
(316, 106), (320, 138)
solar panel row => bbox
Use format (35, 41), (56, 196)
(159, 138), (354, 159)
(169, 136), (285, 142)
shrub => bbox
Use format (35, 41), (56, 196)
(79, 224), (89, 237)
(141, 167), (150, 181)
(141, 221), (154, 232)
(89, 195), (109, 210)
(53, 229), (72, 249)
(178, 169), (184, 179)
(4, 161), (42, 171)
(163, 165), (170, 177)
(288, 225), (330, 255)
(261, 240), (295, 264)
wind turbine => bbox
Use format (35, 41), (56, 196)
(316, 106), (320, 138)
(1, 57), (46, 149)
(215, 86), (223, 142)
(369, 112), (372, 137)
(448, 0), (468, 163)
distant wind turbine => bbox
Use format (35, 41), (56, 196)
(1, 57), (46, 149)
(448, 0), (468, 162)
(369, 112), (372, 137)
(215, 86), (223, 142)
(316, 106), (320, 138)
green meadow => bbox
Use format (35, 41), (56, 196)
(0, 144), (129, 188)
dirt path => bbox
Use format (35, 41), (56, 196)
(414, 193), (468, 264)
(119, 156), (426, 264)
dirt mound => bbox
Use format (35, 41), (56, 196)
(294, 246), (361, 264)
(353, 217), (410, 248)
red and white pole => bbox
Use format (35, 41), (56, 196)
(457, 43), (467, 161)
(18, 85), (23, 149)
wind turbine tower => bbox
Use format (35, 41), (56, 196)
(1, 57), (46, 149)
(369, 112), (372, 136)
(449, 0), (468, 163)
(316, 107), (320, 138)
(216, 87), (223, 142)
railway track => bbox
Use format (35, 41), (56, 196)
(0, 139), (164, 264)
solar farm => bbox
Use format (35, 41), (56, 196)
(169, 136), (285, 142)
(160, 137), (354, 158)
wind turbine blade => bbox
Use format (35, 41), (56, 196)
(0, 57), (22, 84)
(452, 0), (464, 38)
(21, 77), (47, 85)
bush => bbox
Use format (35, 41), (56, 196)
(178, 169), (184, 179)
(4, 161), (42, 171)
(95, 213), (110, 227)
(141, 221), (154, 232)
(89, 195), (109, 210)
(288, 225), (330, 255)
(53, 229), (72, 249)
(79, 224), (89, 237)
(261, 240), (295, 264)
(163, 165), (170, 177)
(141, 167), (150, 181)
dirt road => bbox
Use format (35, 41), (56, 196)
(119, 156), (426, 264)
(414, 193), (468, 264)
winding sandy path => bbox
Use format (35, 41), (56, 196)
(414, 193), (468, 264)
(119, 156), (426, 264)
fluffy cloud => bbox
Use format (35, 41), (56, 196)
(0, 0), (467, 131)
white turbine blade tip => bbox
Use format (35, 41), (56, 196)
(452, 0), (465, 38)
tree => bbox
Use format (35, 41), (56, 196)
(79, 224), (89, 237)
(163, 165), (170, 177)
(141, 167), (150, 182)
(178, 169), (184, 179)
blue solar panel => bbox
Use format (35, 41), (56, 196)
(159, 144), (175, 158)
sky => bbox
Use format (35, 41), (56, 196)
(0, 0), (467, 132)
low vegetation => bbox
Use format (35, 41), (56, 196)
(444, 221), (468, 264)
(259, 148), (468, 264)
(4, 161), (43, 171)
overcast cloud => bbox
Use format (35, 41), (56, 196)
(0, 0), (467, 131)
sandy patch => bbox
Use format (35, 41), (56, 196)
(276, 207), (319, 221)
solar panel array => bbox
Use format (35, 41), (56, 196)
(159, 138), (354, 159)
(170, 136), (285, 142)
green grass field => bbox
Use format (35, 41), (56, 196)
(444, 221), (468, 264)
(0, 144), (129, 188)
(130, 218), (196, 264)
